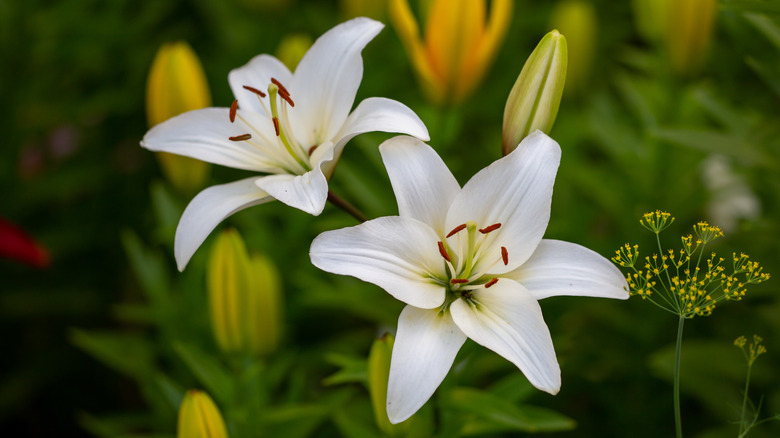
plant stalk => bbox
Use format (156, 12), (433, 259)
(674, 316), (685, 438)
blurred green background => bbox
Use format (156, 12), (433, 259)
(1, 0), (779, 436)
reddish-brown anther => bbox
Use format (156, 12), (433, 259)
(479, 223), (502, 234)
(272, 118), (280, 136)
(278, 90), (295, 107)
(308, 145), (318, 156)
(271, 77), (290, 95)
(242, 85), (267, 98)
(229, 134), (252, 141)
(485, 278), (499, 288)
(229, 100), (238, 123)
(437, 241), (451, 262)
(450, 278), (469, 284)
(501, 246), (508, 265)
(446, 224), (467, 238)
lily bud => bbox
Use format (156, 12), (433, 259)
(368, 333), (408, 434)
(632, 0), (669, 44)
(549, 0), (595, 95)
(389, 0), (512, 106)
(502, 31), (567, 155)
(146, 41), (211, 193)
(665, 0), (716, 76)
(340, 0), (387, 20)
(177, 390), (229, 438)
(208, 229), (283, 356)
(275, 33), (313, 71)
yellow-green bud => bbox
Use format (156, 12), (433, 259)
(340, 0), (387, 21)
(177, 390), (229, 438)
(632, 0), (669, 44)
(146, 41), (211, 193)
(502, 31), (567, 156)
(368, 333), (408, 435)
(665, 0), (716, 76)
(208, 229), (283, 356)
(276, 33), (313, 71)
(549, 0), (595, 95)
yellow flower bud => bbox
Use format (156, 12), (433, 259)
(632, 0), (669, 44)
(340, 0), (387, 21)
(665, 0), (716, 75)
(177, 390), (229, 438)
(208, 229), (283, 356)
(146, 41), (212, 193)
(275, 33), (314, 71)
(389, 0), (512, 106)
(502, 31), (567, 155)
(549, 0), (595, 95)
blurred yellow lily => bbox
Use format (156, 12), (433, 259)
(665, 0), (716, 75)
(146, 41), (212, 193)
(177, 390), (229, 438)
(389, 0), (512, 106)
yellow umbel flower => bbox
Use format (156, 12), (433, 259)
(177, 390), (229, 438)
(146, 41), (212, 193)
(389, 0), (512, 106)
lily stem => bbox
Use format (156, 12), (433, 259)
(674, 316), (685, 438)
(327, 190), (368, 223)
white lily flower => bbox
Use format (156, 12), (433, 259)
(141, 18), (430, 270)
(310, 131), (628, 423)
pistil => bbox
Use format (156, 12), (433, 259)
(267, 83), (311, 171)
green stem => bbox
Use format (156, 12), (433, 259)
(739, 362), (753, 437)
(327, 190), (368, 223)
(674, 316), (685, 438)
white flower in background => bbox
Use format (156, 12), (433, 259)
(142, 18), (429, 270)
(700, 154), (760, 233)
(310, 132), (628, 423)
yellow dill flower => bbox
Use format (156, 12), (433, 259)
(146, 41), (212, 193)
(177, 390), (229, 438)
(389, 0), (512, 106)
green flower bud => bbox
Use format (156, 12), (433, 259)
(665, 0), (716, 76)
(368, 333), (409, 435)
(177, 390), (229, 438)
(549, 0), (595, 95)
(502, 31), (567, 155)
(632, 0), (669, 44)
(208, 229), (283, 356)
(146, 41), (211, 193)
(276, 33), (313, 71)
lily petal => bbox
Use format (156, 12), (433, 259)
(445, 131), (561, 274)
(228, 54), (293, 114)
(175, 178), (272, 271)
(450, 279), (561, 394)
(387, 305), (466, 424)
(379, 136), (459, 235)
(141, 108), (276, 172)
(292, 17), (384, 146)
(310, 216), (447, 309)
(254, 143), (333, 215)
(505, 239), (630, 301)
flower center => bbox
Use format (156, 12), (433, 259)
(436, 220), (508, 296)
(226, 78), (314, 174)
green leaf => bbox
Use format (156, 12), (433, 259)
(69, 329), (154, 379)
(172, 342), (235, 404)
(152, 372), (186, 412)
(120, 229), (172, 316)
(150, 181), (184, 248)
(651, 128), (765, 164)
(721, 0), (780, 14)
(745, 56), (780, 99)
(323, 352), (368, 386)
(744, 12), (780, 49)
(445, 387), (576, 434)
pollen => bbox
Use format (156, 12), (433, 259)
(279, 90), (295, 107)
(272, 117), (280, 136)
(229, 100), (238, 123)
(446, 224), (467, 238)
(242, 85), (267, 98)
(450, 278), (469, 284)
(479, 223), (501, 234)
(437, 241), (451, 262)
(271, 77), (290, 96)
(229, 134), (252, 141)
(501, 247), (508, 265)
(485, 278), (499, 288)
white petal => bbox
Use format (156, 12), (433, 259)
(228, 54), (293, 114)
(445, 131), (561, 274)
(175, 178), (272, 271)
(141, 108), (276, 172)
(378, 136), (459, 235)
(505, 240), (630, 300)
(387, 306), (466, 424)
(291, 17), (384, 146)
(309, 216), (447, 309)
(253, 144), (333, 215)
(450, 279), (561, 394)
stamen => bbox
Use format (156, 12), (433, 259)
(485, 278), (499, 288)
(229, 134), (252, 141)
(446, 224), (467, 238)
(437, 241), (451, 262)
(278, 90), (295, 107)
(229, 100), (238, 123)
(242, 85), (266, 98)
(308, 145), (318, 156)
(272, 118), (280, 136)
(501, 247), (508, 265)
(451, 279), (469, 284)
(479, 223), (502, 234)
(271, 77), (289, 96)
